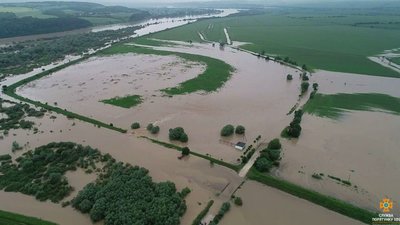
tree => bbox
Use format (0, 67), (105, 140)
(313, 82), (319, 91)
(234, 197), (243, 206)
(150, 126), (160, 134)
(267, 138), (281, 150)
(131, 122), (140, 129)
(181, 147), (190, 156)
(301, 82), (310, 94)
(255, 157), (273, 172)
(267, 149), (281, 161)
(286, 74), (293, 80)
(147, 123), (153, 131)
(220, 124), (234, 136)
(79, 199), (93, 213)
(302, 64), (308, 71)
(180, 133), (188, 143)
(235, 125), (245, 134)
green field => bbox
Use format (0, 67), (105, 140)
(0, 210), (57, 225)
(303, 93), (400, 119)
(101, 95), (143, 108)
(148, 9), (400, 78)
(100, 44), (234, 95)
(389, 57), (400, 65)
(0, 6), (53, 18)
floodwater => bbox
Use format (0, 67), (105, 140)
(221, 181), (364, 225)
(0, 9), (239, 44)
(2, 40), (400, 224)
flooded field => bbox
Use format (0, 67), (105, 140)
(221, 181), (364, 225)
(18, 43), (302, 164)
(2, 39), (400, 225)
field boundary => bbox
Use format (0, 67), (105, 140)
(247, 168), (377, 224)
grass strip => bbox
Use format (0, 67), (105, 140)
(247, 168), (377, 224)
(140, 136), (241, 172)
(3, 57), (127, 133)
(99, 44), (234, 95)
(101, 95), (143, 108)
(0, 210), (57, 225)
(303, 93), (400, 119)
(191, 200), (214, 225)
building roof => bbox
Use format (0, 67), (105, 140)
(235, 142), (246, 147)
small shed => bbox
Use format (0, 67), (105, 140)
(235, 142), (246, 151)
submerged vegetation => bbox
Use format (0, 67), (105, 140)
(72, 163), (187, 225)
(100, 44), (234, 95)
(303, 93), (400, 119)
(282, 109), (303, 138)
(101, 95), (143, 108)
(0, 142), (103, 202)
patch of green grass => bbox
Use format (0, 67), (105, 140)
(303, 93), (400, 119)
(140, 136), (242, 172)
(101, 95), (142, 108)
(149, 9), (400, 77)
(247, 168), (377, 224)
(3, 57), (127, 133)
(100, 44), (234, 95)
(0, 210), (57, 225)
(133, 37), (177, 47)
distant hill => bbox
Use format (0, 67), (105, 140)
(0, 1), (150, 38)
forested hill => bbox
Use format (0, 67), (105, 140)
(0, 1), (149, 38)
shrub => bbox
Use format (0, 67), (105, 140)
(235, 125), (245, 134)
(131, 122), (140, 129)
(267, 138), (281, 150)
(313, 83), (319, 91)
(220, 124), (234, 136)
(146, 123), (153, 131)
(302, 74), (309, 81)
(234, 197), (243, 206)
(286, 74), (293, 80)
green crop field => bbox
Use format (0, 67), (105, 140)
(148, 9), (400, 78)
(100, 44), (233, 95)
(0, 210), (57, 225)
(101, 95), (143, 108)
(303, 93), (400, 119)
(0, 6), (54, 18)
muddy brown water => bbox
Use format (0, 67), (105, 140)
(1, 42), (400, 224)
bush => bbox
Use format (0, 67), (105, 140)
(234, 197), (243, 206)
(220, 124), (234, 136)
(131, 122), (140, 129)
(286, 74), (293, 80)
(313, 83), (319, 91)
(146, 123), (153, 131)
(267, 138), (281, 150)
(235, 125), (245, 134)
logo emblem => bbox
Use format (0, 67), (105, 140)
(380, 198), (393, 213)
